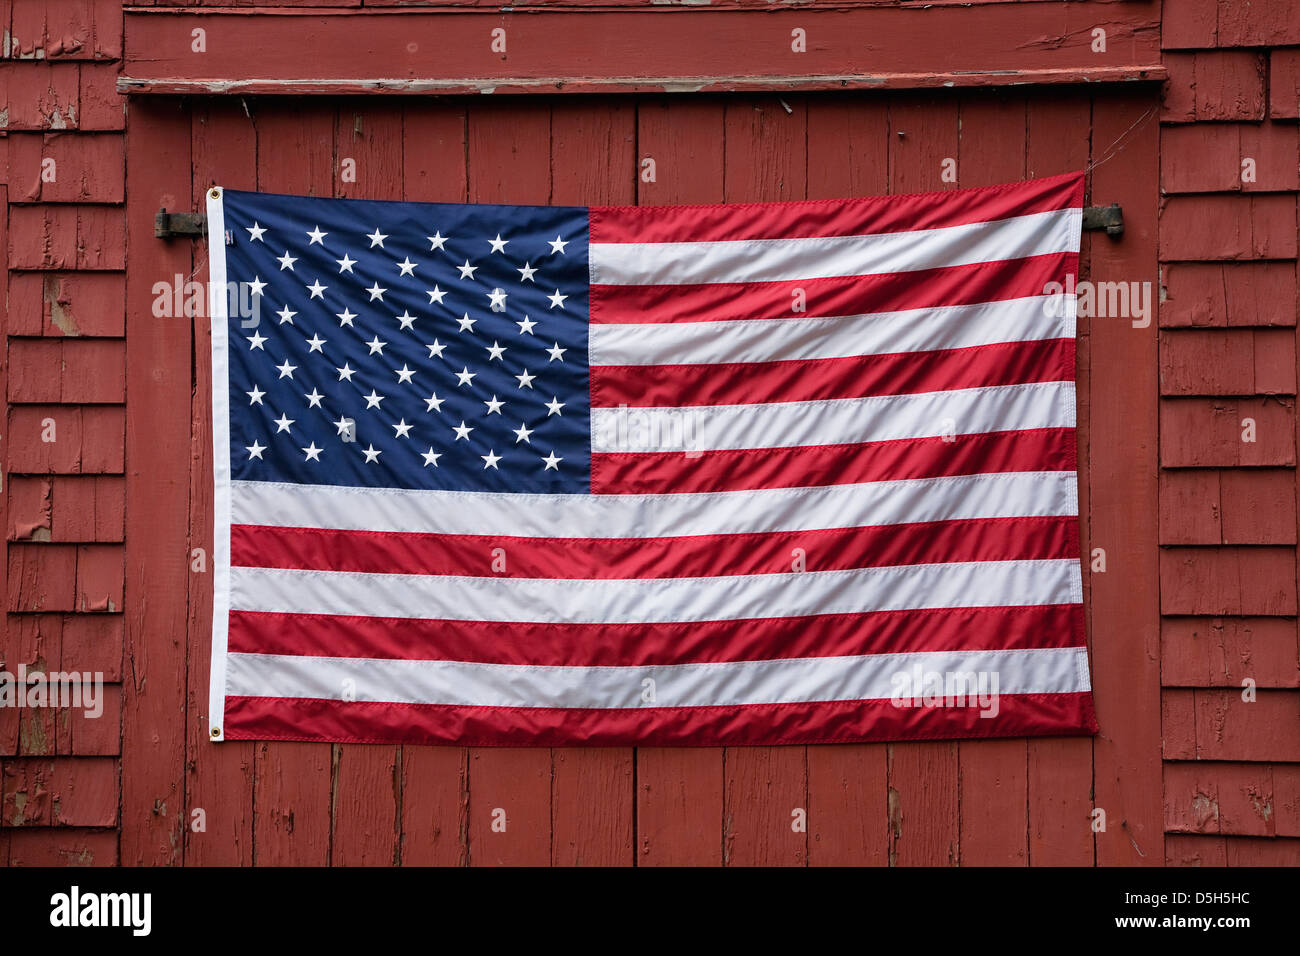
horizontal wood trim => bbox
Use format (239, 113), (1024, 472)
(120, 6), (1164, 95)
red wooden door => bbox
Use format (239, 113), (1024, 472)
(121, 86), (1161, 866)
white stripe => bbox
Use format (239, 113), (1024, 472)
(230, 558), (1082, 624)
(207, 188), (233, 743)
(591, 381), (1074, 453)
(225, 645), (1090, 709)
(590, 295), (1073, 368)
(232, 469), (1077, 539)
(590, 208), (1080, 286)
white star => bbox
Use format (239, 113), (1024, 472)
(277, 251), (297, 271)
(456, 313), (477, 333)
(335, 308), (356, 327)
(487, 288), (508, 311)
(307, 226), (327, 245)
(394, 364), (416, 384)
(542, 450), (562, 470)
(513, 423), (534, 444)
(517, 262), (537, 282)
(337, 363), (355, 382)
(549, 235), (569, 254)
(424, 393), (445, 413)
(421, 447), (442, 467)
(481, 450), (502, 469)
(393, 419), (413, 439)
(455, 367), (476, 387)
(276, 360), (297, 379)
(515, 369), (536, 389)
(247, 276), (267, 297)
(276, 305), (297, 325)
(306, 279), (327, 299)
(516, 316), (537, 335)
(364, 390), (385, 409)
(336, 254), (357, 274)
(304, 389), (324, 408)
(397, 257), (417, 277)
(395, 310), (417, 331)
(246, 222), (267, 242)
(246, 385), (265, 405)
(362, 444), (382, 463)
(273, 413), (294, 433)
(483, 395), (505, 415)
(366, 336), (387, 355)
(246, 331), (267, 350)
(546, 343), (567, 362)
(246, 441), (266, 460)
(488, 234), (509, 254)
(333, 415), (354, 437)
(545, 396), (565, 416)
(426, 286), (447, 306)
(367, 228), (388, 248)
(427, 232), (448, 252)
(306, 334), (326, 353)
(426, 339), (447, 360)
(486, 341), (506, 361)
(366, 282), (387, 302)
(453, 420), (474, 441)
(303, 442), (323, 462)
(457, 260), (477, 280)
(548, 289), (568, 309)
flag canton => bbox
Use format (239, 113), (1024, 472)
(220, 189), (592, 494)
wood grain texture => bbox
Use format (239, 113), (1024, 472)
(632, 98), (727, 868)
(1088, 90), (1163, 867)
(120, 98), (191, 866)
(183, 96), (256, 867)
(246, 103), (337, 868)
(119, 5), (1163, 94)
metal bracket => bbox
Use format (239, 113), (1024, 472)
(157, 204), (1125, 240)
(155, 208), (207, 240)
(1083, 203), (1124, 238)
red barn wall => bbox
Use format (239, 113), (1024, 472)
(0, 0), (1295, 866)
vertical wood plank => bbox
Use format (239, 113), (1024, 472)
(0, 183), (9, 800)
(249, 101), (336, 867)
(400, 747), (467, 866)
(805, 93), (891, 867)
(955, 90), (1031, 866)
(328, 102), (405, 868)
(889, 742), (959, 866)
(398, 99), (471, 867)
(121, 97), (192, 866)
(719, 95), (809, 867)
(1025, 88), (1097, 865)
(633, 97), (727, 867)
(464, 102), (555, 866)
(1088, 90), (1163, 866)
(888, 92), (960, 195)
(184, 97), (257, 866)
(885, 93), (961, 867)
(548, 100), (637, 866)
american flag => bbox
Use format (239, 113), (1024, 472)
(205, 173), (1097, 746)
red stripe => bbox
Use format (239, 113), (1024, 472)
(226, 603), (1084, 667)
(589, 172), (1084, 245)
(592, 337), (1074, 409)
(592, 427), (1076, 495)
(589, 252), (1076, 324)
(223, 690), (1098, 746)
(230, 514), (1077, 580)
